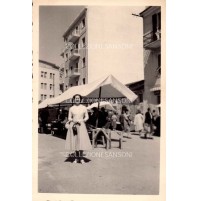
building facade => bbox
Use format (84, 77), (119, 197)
(60, 8), (87, 90)
(60, 7), (144, 90)
(39, 60), (60, 102)
(140, 6), (161, 113)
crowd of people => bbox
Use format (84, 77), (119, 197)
(39, 104), (160, 138)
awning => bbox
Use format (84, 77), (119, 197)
(150, 78), (161, 92)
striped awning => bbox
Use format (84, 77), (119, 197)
(150, 78), (161, 92)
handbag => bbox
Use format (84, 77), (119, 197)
(72, 124), (78, 135)
(72, 122), (81, 135)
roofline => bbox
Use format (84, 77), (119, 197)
(39, 60), (59, 70)
(125, 80), (144, 86)
(139, 6), (152, 16)
(139, 6), (161, 17)
(63, 7), (87, 38)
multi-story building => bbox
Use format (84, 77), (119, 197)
(60, 7), (143, 90)
(139, 6), (161, 113)
(39, 60), (60, 102)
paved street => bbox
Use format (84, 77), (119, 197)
(38, 131), (160, 195)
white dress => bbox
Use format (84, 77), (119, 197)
(134, 113), (144, 131)
(65, 104), (92, 151)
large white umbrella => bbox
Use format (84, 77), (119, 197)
(48, 74), (138, 105)
(38, 95), (67, 109)
(87, 101), (116, 111)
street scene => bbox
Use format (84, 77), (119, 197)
(37, 6), (162, 195)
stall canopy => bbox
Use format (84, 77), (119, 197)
(53, 74), (137, 103)
(38, 74), (138, 108)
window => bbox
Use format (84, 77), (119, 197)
(138, 93), (143, 103)
(82, 18), (85, 29)
(82, 37), (85, 47)
(75, 26), (78, 34)
(44, 72), (47, 78)
(157, 54), (161, 76)
(82, 58), (86, 67)
(44, 83), (47, 89)
(157, 95), (160, 104)
(70, 66), (73, 71)
(158, 54), (161, 66)
(70, 84), (73, 87)
(41, 71), (43, 77)
(75, 43), (78, 49)
(49, 84), (54, 90)
(50, 95), (54, 98)
(60, 84), (64, 92)
(152, 12), (161, 40)
(75, 63), (78, 69)
(66, 53), (68, 60)
(83, 78), (86, 85)
(158, 12), (161, 30)
(76, 81), (78, 86)
(50, 73), (52, 79)
(44, 95), (47, 100)
(41, 83), (43, 89)
(41, 94), (43, 100)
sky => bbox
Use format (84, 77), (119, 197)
(39, 6), (145, 84)
(39, 6), (85, 65)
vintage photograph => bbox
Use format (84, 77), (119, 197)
(35, 2), (164, 197)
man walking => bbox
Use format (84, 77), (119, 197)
(144, 108), (153, 139)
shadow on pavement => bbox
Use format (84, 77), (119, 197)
(64, 153), (91, 163)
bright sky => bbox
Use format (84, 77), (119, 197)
(39, 6), (145, 84)
(39, 6), (84, 65)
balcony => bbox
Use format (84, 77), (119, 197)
(68, 30), (80, 43)
(143, 30), (161, 49)
(68, 68), (80, 78)
(69, 49), (80, 61)
(60, 42), (73, 57)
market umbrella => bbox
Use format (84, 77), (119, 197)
(87, 101), (116, 111)
(48, 74), (138, 105)
(38, 95), (67, 109)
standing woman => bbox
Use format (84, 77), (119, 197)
(65, 94), (92, 164)
(121, 108), (131, 139)
(134, 109), (144, 134)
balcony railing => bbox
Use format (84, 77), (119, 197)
(68, 30), (80, 43)
(60, 42), (74, 56)
(69, 49), (80, 61)
(68, 68), (80, 78)
(143, 30), (161, 49)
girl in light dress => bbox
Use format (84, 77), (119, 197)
(65, 94), (92, 164)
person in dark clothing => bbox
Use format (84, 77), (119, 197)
(144, 108), (153, 138)
(40, 107), (49, 133)
(153, 113), (161, 136)
(87, 107), (98, 127)
(98, 107), (108, 128)
(152, 109), (156, 124)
